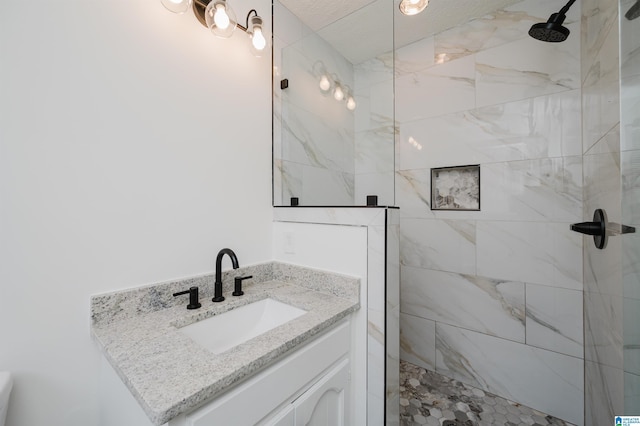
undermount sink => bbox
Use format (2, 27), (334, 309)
(178, 298), (307, 354)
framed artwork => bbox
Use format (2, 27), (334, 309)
(431, 165), (480, 211)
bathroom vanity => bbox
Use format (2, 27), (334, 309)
(91, 262), (360, 425)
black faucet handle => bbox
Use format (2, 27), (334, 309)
(173, 286), (202, 310)
(233, 275), (253, 296)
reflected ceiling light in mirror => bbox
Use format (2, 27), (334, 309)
(408, 136), (423, 150)
(319, 75), (332, 92)
(399, 0), (429, 16)
(162, 0), (268, 57)
(346, 95), (357, 111)
(333, 83), (345, 101)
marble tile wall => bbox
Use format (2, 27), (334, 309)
(582, 0), (640, 421)
(273, 1), (395, 207)
(273, 1), (355, 206)
(396, 0), (585, 424)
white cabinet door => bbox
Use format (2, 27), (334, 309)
(261, 405), (295, 426)
(293, 359), (350, 426)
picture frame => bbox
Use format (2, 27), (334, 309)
(430, 165), (480, 211)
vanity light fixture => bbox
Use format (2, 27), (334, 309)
(399, 0), (429, 16)
(161, 0), (270, 56)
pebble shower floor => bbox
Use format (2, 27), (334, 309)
(399, 360), (576, 426)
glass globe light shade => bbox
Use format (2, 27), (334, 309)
(399, 0), (429, 16)
(161, 0), (192, 14)
(205, 0), (237, 38)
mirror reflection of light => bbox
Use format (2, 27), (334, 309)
(333, 84), (344, 101)
(346, 96), (356, 111)
(319, 75), (331, 92)
(408, 136), (422, 150)
(435, 53), (448, 64)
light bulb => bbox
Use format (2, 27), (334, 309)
(347, 96), (356, 111)
(161, 0), (192, 14)
(252, 27), (266, 51)
(248, 15), (269, 57)
(333, 84), (344, 101)
(214, 4), (230, 29)
(399, 0), (429, 15)
(319, 75), (331, 92)
(205, 0), (237, 38)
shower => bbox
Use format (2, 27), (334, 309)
(528, 0), (576, 42)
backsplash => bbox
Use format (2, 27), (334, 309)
(90, 262), (359, 327)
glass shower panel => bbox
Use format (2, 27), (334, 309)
(621, 0), (640, 413)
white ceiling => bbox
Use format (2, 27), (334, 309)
(278, 0), (524, 64)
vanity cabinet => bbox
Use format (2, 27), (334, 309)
(168, 319), (352, 426)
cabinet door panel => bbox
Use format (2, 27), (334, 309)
(294, 359), (350, 426)
(262, 405), (295, 426)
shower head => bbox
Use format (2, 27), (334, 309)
(529, 0), (576, 42)
(626, 0), (640, 20)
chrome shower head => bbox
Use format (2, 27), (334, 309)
(529, 0), (576, 42)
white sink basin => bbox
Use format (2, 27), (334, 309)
(178, 298), (307, 354)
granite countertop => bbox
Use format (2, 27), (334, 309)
(90, 262), (360, 425)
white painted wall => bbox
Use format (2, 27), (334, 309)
(0, 1), (273, 425)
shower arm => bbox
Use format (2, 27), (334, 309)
(558, 0), (576, 16)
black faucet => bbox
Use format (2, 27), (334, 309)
(212, 248), (239, 302)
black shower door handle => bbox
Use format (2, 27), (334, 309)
(571, 208), (636, 249)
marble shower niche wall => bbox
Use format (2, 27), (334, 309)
(396, 0), (585, 424)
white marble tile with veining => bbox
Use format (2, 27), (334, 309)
(621, 75), (640, 152)
(400, 218), (476, 275)
(475, 29), (580, 108)
(400, 313), (437, 371)
(394, 37), (435, 76)
(398, 90), (582, 171)
(582, 6), (620, 153)
(395, 54), (476, 123)
(624, 297), (640, 376)
(584, 291), (623, 369)
(625, 371), (640, 413)
(526, 284), (584, 358)
(477, 221), (583, 290)
(435, 324), (584, 425)
(300, 165), (354, 205)
(481, 156), (583, 222)
(584, 360), (623, 426)
(355, 127), (394, 174)
(401, 266), (525, 342)
(281, 104), (354, 172)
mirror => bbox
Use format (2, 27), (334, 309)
(272, 0), (395, 206)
